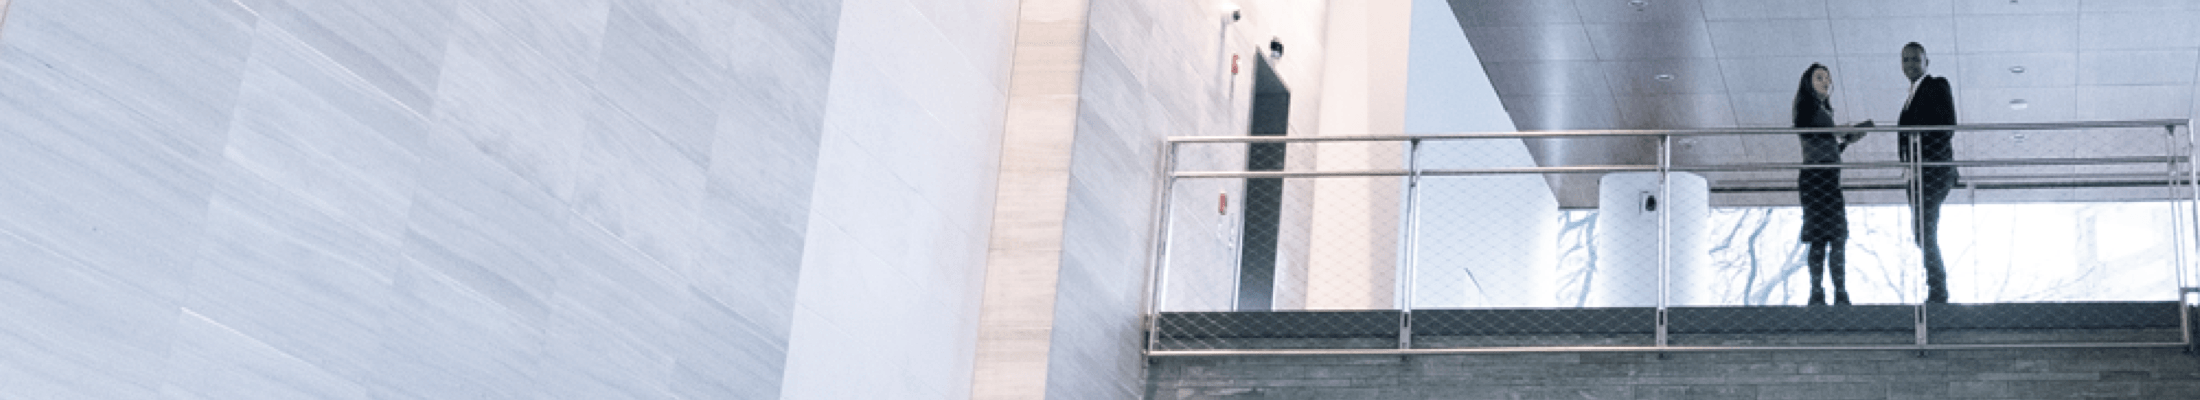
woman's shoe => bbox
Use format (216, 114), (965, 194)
(1834, 291), (1851, 306)
(1808, 288), (1827, 306)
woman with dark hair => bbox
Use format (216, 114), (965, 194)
(1794, 63), (1869, 306)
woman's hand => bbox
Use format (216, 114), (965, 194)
(1843, 120), (1873, 144)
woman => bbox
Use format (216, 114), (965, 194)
(1793, 63), (1868, 306)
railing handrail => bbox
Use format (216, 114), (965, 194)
(1165, 119), (2191, 143)
(1172, 156), (2195, 179)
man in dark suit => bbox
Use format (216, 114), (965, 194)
(1897, 42), (1956, 304)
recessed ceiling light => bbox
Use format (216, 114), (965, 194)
(2009, 66), (2026, 74)
(1654, 74), (1674, 81)
(1630, 0), (1648, 7)
(2008, 99), (2029, 110)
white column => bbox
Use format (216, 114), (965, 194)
(1592, 172), (1710, 307)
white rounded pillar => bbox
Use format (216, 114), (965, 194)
(1590, 172), (1710, 307)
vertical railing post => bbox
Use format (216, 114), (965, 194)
(1909, 132), (1929, 346)
(2186, 121), (2200, 284)
(2181, 122), (2199, 292)
(1657, 133), (1671, 349)
(1144, 141), (1181, 354)
(1399, 138), (1422, 350)
(2182, 121), (2199, 352)
(2168, 125), (2189, 300)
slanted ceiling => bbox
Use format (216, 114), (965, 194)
(1448, 0), (2200, 208)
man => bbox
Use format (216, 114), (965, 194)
(1897, 42), (1956, 304)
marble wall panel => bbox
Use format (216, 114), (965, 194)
(535, 213), (693, 399)
(667, 288), (794, 400)
(0, 0), (258, 397)
(366, 258), (546, 399)
(595, 0), (726, 166)
(0, 0), (256, 301)
(682, 0), (846, 398)
(0, 0), (1031, 397)
(231, 0), (456, 113)
(159, 311), (372, 400)
(0, 233), (175, 399)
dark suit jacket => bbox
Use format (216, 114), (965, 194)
(1898, 76), (1958, 185)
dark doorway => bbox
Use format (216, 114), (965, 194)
(1236, 56), (1289, 311)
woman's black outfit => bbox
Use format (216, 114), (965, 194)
(1797, 102), (1850, 306)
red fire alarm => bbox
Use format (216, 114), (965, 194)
(1230, 54), (1239, 75)
(1219, 191), (1229, 215)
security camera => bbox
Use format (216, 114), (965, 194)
(1220, 3), (1241, 22)
(1268, 38), (1284, 59)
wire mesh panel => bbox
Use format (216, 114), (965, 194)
(1147, 120), (2196, 354)
(1409, 165), (1662, 347)
(1153, 172), (1410, 349)
(1660, 127), (1927, 345)
(1153, 175), (1408, 350)
(1914, 127), (2192, 345)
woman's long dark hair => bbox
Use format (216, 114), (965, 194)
(1792, 63), (1832, 126)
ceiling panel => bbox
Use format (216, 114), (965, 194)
(1481, 60), (1613, 96)
(1447, 0), (2200, 207)
(2076, 85), (2194, 121)
(1719, 57), (1829, 93)
(1955, 14), (2079, 53)
(1447, 0), (1584, 27)
(2077, 11), (2200, 51)
(1521, 136), (1659, 165)
(1670, 138), (1735, 168)
(1726, 91), (1804, 127)
(2077, 50), (2200, 86)
(1613, 94), (1737, 128)
(2065, 127), (2186, 156)
(1706, 19), (1837, 57)
(1961, 86), (2080, 123)
(1501, 95), (1622, 131)
(1741, 134), (1804, 163)
(1699, 0), (1826, 21)
(1964, 129), (2082, 158)
(1460, 25), (1600, 61)
(1956, 53), (2078, 88)
(1826, 88), (1882, 126)
(1833, 87), (1927, 127)
(2081, 0), (2200, 13)
(1829, 17), (1958, 56)
(1601, 59), (1727, 95)
(2086, 127), (2180, 157)
(1825, 0), (1954, 18)
(1832, 55), (1916, 93)
(1570, 0), (1703, 24)
(1953, 0), (2080, 15)
(1826, 57), (1931, 122)
(1583, 20), (1717, 60)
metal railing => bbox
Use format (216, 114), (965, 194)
(1143, 119), (2199, 356)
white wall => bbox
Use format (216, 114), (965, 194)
(1300, 0), (1412, 311)
(780, 0), (1017, 398)
(1402, 0), (1561, 308)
